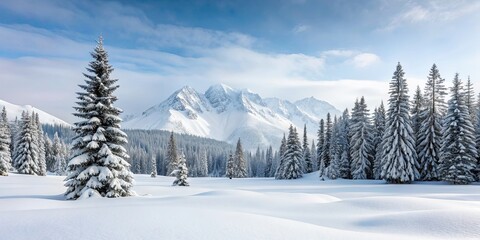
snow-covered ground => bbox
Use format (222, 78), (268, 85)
(0, 172), (479, 240)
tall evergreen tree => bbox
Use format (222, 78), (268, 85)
(372, 102), (386, 179)
(34, 113), (47, 176)
(302, 124), (313, 173)
(411, 85), (424, 165)
(316, 119), (325, 171)
(166, 132), (179, 176)
(310, 140), (317, 171)
(418, 64), (447, 180)
(321, 113), (332, 168)
(326, 116), (341, 179)
(13, 112), (40, 175)
(381, 63), (418, 183)
(198, 148), (208, 177)
(150, 155), (157, 178)
(466, 76), (476, 122)
(53, 132), (67, 176)
(233, 138), (248, 178)
(440, 74), (477, 184)
(275, 134), (287, 179)
(172, 152), (189, 186)
(0, 107), (11, 175)
(349, 97), (373, 179)
(265, 146), (273, 177)
(226, 153), (234, 179)
(282, 125), (303, 179)
(65, 37), (135, 200)
(338, 109), (351, 179)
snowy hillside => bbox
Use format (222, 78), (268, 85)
(0, 99), (70, 126)
(0, 173), (479, 240)
(123, 84), (341, 149)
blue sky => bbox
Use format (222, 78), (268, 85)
(0, 0), (479, 122)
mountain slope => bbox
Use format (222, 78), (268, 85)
(0, 99), (71, 126)
(123, 84), (341, 149)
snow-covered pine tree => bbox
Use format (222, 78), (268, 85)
(275, 134), (287, 179)
(64, 37), (135, 199)
(172, 152), (189, 186)
(476, 97), (480, 179)
(372, 102), (386, 179)
(44, 135), (54, 172)
(282, 125), (303, 179)
(321, 113), (333, 168)
(349, 97), (373, 179)
(150, 155), (157, 178)
(440, 73), (477, 184)
(381, 63), (418, 184)
(466, 76), (476, 122)
(52, 132), (67, 176)
(233, 138), (248, 178)
(326, 116), (341, 179)
(34, 113), (47, 176)
(310, 140), (317, 171)
(411, 86), (425, 165)
(418, 64), (447, 180)
(199, 148), (208, 177)
(166, 132), (179, 176)
(0, 107), (11, 175)
(226, 153), (234, 179)
(338, 109), (351, 179)
(13, 112), (40, 175)
(316, 119), (325, 171)
(302, 124), (313, 173)
(265, 146), (273, 177)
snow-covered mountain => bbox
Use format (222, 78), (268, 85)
(123, 84), (341, 150)
(0, 99), (71, 126)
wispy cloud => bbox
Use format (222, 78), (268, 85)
(292, 24), (310, 34)
(381, 0), (480, 31)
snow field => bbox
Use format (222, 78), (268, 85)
(0, 172), (479, 240)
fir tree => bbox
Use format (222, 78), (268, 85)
(233, 138), (248, 178)
(316, 119), (325, 171)
(226, 153), (234, 179)
(167, 132), (179, 176)
(411, 86), (424, 166)
(151, 155), (157, 178)
(53, 132), (67, 176)
(275, 134), (287, 179)
(381, 63), (418, 183)
(265, 146), (273, 177)
(199, 148), (208, 177)
(418, 64), (447, 180)
(44, 135), (54, 172)
(282, 125), (303, 179)
(349, 97), (373, 179)
(321, 113), (333, 168)
(13, 112), (40, 175)
(64, 37), (135, 199)
(326, 116), (341, 179)
(34, 113), (47, 176)
(172, 152), (189, 186)
(0, 107), (11, 175)
(466, 76), (476, 122)
(372, 102), (386, 179)
(302, 124), (313, 173)
(310, 140), (317, 171)
(440, 74), (477, 184)
(338, 109), (351, 179)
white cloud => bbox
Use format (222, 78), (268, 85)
(382, 0), (480, 31)
(292, 24), (310, 34)
(350, 53), (381, 68)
